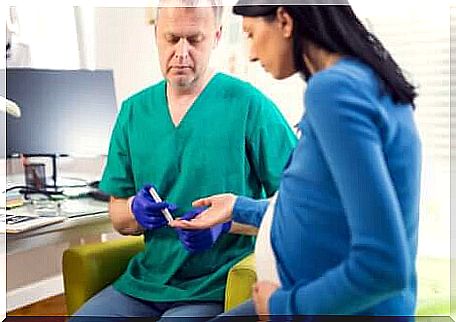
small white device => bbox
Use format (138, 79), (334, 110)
(148, 186), (173, 224)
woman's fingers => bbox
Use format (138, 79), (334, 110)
(192, 197), (212, 208)
(171, 193), (236, 229)
(170, 208), (223, 229)
(170, 218), (213, 229)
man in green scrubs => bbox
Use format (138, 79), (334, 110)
(72, 0), (296, 320)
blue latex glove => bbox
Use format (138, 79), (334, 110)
(130, 184), (177, 230)
(176, 207), (232, 252)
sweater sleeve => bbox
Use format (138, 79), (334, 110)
(269, 71), (411, 315)
(232, 196), (269, 228)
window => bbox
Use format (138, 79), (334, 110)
(9, 6), (80, 69)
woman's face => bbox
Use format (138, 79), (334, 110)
(242, 12), (296, 80)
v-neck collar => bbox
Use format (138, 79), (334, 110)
(160, 72), (220, 130)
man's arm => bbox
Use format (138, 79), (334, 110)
(245, 89), (297, 197)
(109, 196), (144, 236)
(230, 222), (258, 236)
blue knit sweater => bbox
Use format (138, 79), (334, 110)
(233, 57), (421, 317)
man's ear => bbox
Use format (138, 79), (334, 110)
(213, 26), (223, 48)
(276, 7), (293, 39)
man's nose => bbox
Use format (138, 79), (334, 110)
(175, 38), (189, 61)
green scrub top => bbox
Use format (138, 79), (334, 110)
(99, 73), (297, 302)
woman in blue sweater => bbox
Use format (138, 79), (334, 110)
(172, 3), (421, 320)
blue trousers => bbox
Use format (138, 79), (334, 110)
(69, 285), (223, 321)
(209, 300), (415, 322)
(208, 300), (257, 321)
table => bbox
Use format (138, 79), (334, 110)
(7, 213), (113, 255)
(5, 199), (117, 311)
(6, 199), (114, 255)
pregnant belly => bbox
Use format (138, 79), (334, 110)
(254, 193), (281, 286)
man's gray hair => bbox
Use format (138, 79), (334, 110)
(156, 0), (224, 26)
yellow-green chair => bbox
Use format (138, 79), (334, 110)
(63, 238), (447, 316)
(62, 237), (256, 315)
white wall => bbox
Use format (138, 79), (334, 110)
(94, 7), (161, 106)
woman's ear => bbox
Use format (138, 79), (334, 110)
(276, 7), (293, 39)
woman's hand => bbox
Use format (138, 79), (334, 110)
(175, 207), (232, 252)
(170, 193), (237, 229)
(253, 281), (280, 320)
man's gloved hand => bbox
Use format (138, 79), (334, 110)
(176, 207), (232, 252)
(130, 184), (177, 230)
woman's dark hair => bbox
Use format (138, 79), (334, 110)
(233, 5), (417, 108)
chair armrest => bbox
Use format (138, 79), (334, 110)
(224, 253), (256, 311)
(63, 236), (144, 315)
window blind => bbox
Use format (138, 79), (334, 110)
(367, 13), (450, 170)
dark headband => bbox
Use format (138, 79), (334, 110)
(233, 0), (349, 17)
(232, 4), (278, 17)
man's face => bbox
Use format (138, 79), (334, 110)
(155, 6), (220, 90)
